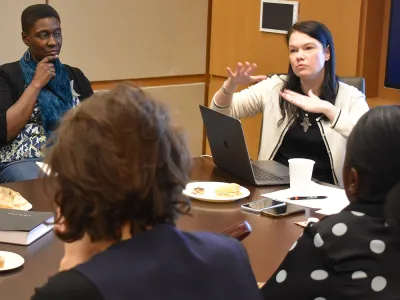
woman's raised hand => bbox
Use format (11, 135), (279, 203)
(226, 62), (268, 86)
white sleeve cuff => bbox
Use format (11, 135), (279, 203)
(330, 109), (342, 129)
(212, 99), (231, 109)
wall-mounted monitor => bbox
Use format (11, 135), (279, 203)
(259, 0), (299, 34)
(385, 0), (400, 89)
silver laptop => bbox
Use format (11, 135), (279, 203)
(199, 106), (290, 186)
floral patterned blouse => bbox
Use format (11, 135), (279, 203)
(0, 81), (80, 162)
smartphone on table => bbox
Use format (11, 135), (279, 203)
(261, 203), (305, 218)
(241, 198), (285, 214)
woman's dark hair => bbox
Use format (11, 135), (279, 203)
(346, 106), (400, 227)
(21, 4), (60, 33)
(45, 83), (192, 243)
(278, 20), (338, 126)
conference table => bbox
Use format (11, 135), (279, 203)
(0, 156), (305, 299)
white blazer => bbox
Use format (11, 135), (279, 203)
(210, 75), (369, 187)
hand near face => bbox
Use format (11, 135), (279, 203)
(31, 55), (58, 90)
(226, 62), (268, 86)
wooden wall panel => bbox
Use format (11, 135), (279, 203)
(357, 0), (385, 97)
(0, 0), (46, 64)
(143, 83), (205, 157)
(49, 0), (208, 81)
(297, 0), (363, 77)
(210, 0), (363, 78)
(91, 75), (206, 91)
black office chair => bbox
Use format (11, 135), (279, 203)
(266, 73), (365, 94)
(338, 76), (365, 94)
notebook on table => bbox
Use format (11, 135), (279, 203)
(0, 209), (54, 246)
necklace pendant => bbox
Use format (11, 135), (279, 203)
(300, 113), (311, 132)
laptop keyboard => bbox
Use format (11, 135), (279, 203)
(252, 165), (285, 181)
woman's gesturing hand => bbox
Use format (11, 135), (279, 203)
(226, 62), (268, 86)
(280, 89), (338, 121)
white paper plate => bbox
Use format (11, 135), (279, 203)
(183, 182), (250, 202)
(17, 200), (32, 211)
(0, 251), (24, 271)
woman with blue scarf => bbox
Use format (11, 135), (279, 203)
(0, 4), (93, 182)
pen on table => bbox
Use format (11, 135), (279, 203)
(288, 196), (328, 200)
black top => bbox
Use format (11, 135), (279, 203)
(31, 269), (103, 300)
(261, 201), (400, 299)
(274, 112), (335, 184)
(31, 225), (262, 300)
(0, 61), (93, 145)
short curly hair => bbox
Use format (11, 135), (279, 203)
(21, 4), (60, 33)
(45, 83), (191, 243)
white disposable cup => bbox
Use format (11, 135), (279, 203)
(288, 158), (315, 194)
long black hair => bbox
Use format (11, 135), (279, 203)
(346, 106), (400, 227)
(278, 21), (338, 126)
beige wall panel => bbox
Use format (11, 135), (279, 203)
(143, 83), (205, 157)
(49, 0), (208, 81)
(210, 0), (362, 78)
(0, 0), (46, 64)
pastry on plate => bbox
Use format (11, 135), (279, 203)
(192, 187), (205, 195)
(215, 183), (241, 197)
(0, 256), (4, 268)
(0, 187), (29, 209)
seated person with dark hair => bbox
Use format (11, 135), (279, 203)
(260, 106), (400, 299)
(0, 4), (93, 183)
(31, 83), (262, 300)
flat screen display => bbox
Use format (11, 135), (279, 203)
(385, 0), (400, 89)
(260, 0), (299, 34)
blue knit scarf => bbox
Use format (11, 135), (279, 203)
(19, 50), (74, 137)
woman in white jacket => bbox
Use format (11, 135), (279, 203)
(211, 21), (369, 186)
